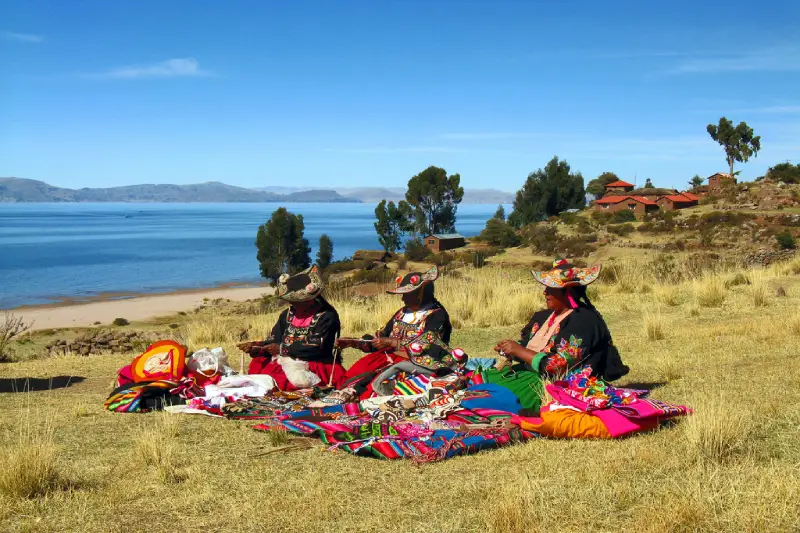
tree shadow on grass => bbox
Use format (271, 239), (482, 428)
(0, 376), (86, 393)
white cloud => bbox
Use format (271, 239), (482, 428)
(1, 31), (44, 43)
(91, 58), (213, 80)
(659, 46), (800, 75)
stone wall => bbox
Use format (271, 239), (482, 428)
(46, 330), (158, 356)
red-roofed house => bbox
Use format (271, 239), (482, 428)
(604, 180), (635, 194)
(594, 195), (659, 218)
(657, 194), (696, 211)
(679, 191), (701, 203)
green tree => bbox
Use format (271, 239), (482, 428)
(255, 207), (311, 282)
(707, 117), (761, 177)
(494, 204), (506, 221)
(316, 234), (333, 271)
(479, 218), (520, 247)
(508, 156), (586, 228)
(374, 200), (413, 252)
(688, 174), (704, 188)
(586, 171), (619, 199)
(766, 162), (800, 184)
(405, 166), (464, 235)
(644, 178), (654, 188)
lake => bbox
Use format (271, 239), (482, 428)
(0, 203), (507, 309)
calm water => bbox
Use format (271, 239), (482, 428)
(0, 203), (505, 309)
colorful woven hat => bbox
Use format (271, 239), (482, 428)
(531, 258), (601, 288)
(276, 265), (324, 302)
(387, 265), (438, 294)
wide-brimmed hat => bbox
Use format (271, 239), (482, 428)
(387, 265), (438, 294)
(532, 258), (601, 288)
(276, 265), (324, 302)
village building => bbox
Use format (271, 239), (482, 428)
(630, 187), (678, 202)
(593, 195), (659, 218)
(657, 193), (697, 211)
(708, 172), (736, 191)
(424, 233), (466, 253)
(604, 179), (635, 194)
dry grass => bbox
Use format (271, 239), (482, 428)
(0, 416), (66, 499)
(654, 285), (681, 306)
(749, 273), (771, 308)
(1, 260), (800, 532)
(133, 411), (186, 484)
(682, 392), (754, 463)
(694, 275), (728, 307)
(643, 310), (666, 341)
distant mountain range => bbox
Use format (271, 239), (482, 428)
(256, 186), (514, 204)
(1, 178), (515, 204)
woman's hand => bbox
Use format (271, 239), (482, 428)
(237, 341), (257, 353)
(371, 337), (400, 351)
(495, 339), (523, 359)
(263, 344), (280, 357)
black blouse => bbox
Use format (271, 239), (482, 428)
(519, 306), (628, 381)
(375, 301), (457, 370)
(260, 307), (341, 363)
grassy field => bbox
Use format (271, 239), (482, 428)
(2, 258), (800, 532)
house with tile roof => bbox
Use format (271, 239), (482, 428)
(593, 195), (659, 218)
(604, 180), (635, 194)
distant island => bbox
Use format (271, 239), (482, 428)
(0, 178), (514, 204)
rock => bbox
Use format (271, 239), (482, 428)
(80, 346), (91, 356)
(109, 340), (119, 347)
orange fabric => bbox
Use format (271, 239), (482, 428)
(130, 340), (187, 382)
(519, 408), (612, 439)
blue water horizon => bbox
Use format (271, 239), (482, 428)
(0, 202), (507, 309)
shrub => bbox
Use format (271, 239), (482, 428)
(591, 211), (614, 224)
(522, 224), (558, 254)
(612, 210), (637, 223)
(575, 218), (594, 234)
(479, 218), (520, 247)
(607, 223), (634, 236)
(776, 231), (796, 250)
(558, 212), (578, 224)
(404, 238), (431, 261)
(654, 285), (680, 306)
(554, 237), (596, 258)
(112, 318), (130, 326)
(396, 256), (408, 269)
(0, 312), (32, 363)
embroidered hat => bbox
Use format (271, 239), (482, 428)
(386, 265), (439, 294)
(531, 258), (601, 288)
(276, 265), (325, 302)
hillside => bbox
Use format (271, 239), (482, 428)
(0, 178), (355, 203)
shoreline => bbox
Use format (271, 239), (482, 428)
(4, 279), (270, 312)
(9, 284), (273, 331)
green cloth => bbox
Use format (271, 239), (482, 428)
(481, 363), (544, 411)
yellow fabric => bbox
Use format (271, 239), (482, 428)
(519, 408), (611, 439)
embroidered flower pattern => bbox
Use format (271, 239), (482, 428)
(543, 335), (583, 376)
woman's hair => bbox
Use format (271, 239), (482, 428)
(567, 285), (596, 311)
(420, 282), (435, 304)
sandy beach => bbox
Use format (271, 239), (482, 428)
(12, 286), (273, 331)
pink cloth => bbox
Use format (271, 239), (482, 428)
(546, 384), (656, 438)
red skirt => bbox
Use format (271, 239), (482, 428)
(341, 351), (405, 399)
(248, 357), (347, 391)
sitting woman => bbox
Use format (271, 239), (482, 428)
(238, 266), (346, 390)
(476, 259), (628, 414)
(335, 266), (463, 399)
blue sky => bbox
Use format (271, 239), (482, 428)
(2, 0), (799, 192)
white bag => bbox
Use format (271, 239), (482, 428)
(277, 356), (321, 388)
(188, 347), (234, 378)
